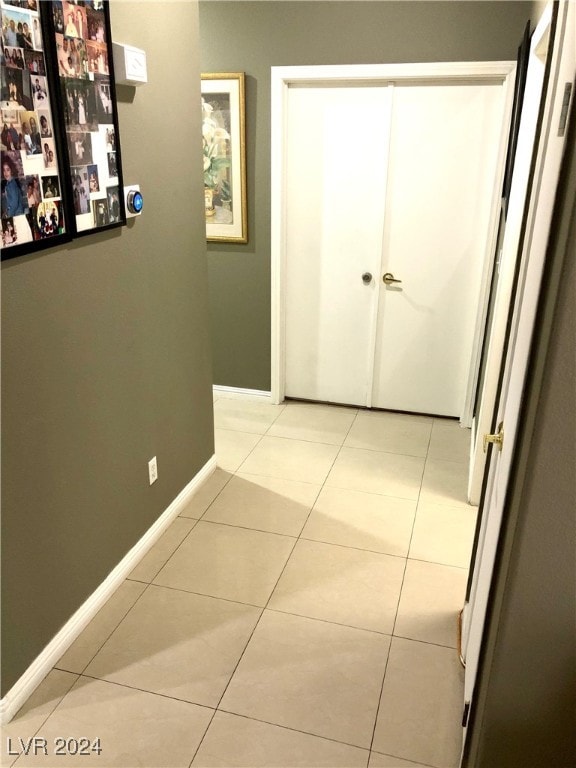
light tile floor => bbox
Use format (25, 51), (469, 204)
(4, 398), (477, 768)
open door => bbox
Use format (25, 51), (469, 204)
(460, 0), (575, 756)
(467, 5), (553, 505)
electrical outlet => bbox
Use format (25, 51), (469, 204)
(148, 456), (158, 485)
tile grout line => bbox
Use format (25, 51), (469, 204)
(371, 750), (439, 768)
(188, 707), (218, 768)
(234, 426), (266, 471)
(192, 404), (359, 758)
(264, 606), (393, 637)
(57, 580), (155, 679)
(217, 398), (288, 475)
(8, 672), (82, 768)
(367, 636), (393, 760)
(388, 433), (429, 638)
(190, 517), (299, 541)
(297, 535), (408, 560)
(294, 536), (470, 570)
(315, 406), (361, 494)
(214, 708), (373, 755)
(368, 415), (434, 757)
(194, 468), (236, 520)
(65, 672), (218, 710)
(194, 404), (303, 755)
(270, 405), (376, 765)
(403, 417), (435, 564)
(368, 417), (471, 762)
(123, 581), (265, 610)
(140, 517), (201, 584)
(289, 409), (353, 535)
(270, 407), (364, 617)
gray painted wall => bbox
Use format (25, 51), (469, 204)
(465, 89), (576, 767)
(199, 0), (535, 391)
(1, 1), (213, 696)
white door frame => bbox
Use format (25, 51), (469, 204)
(461, 0), (575, 746)
(467, 4), (554, 505)
(271, 62), (516, 415)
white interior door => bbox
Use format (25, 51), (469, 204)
(467, 5), (553, 505)
(284, 85), (392, 406)
(461, 0), (574, 748)
(279, 66), (513, 415)
(372, 82), (505, 416)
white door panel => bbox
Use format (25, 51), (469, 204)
(285, 86), (391, 405)
(467, 10), (552, 504)
(285, 79), (508, 416)
(372, 84), (505, 416)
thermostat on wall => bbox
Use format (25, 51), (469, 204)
(112, 42), (147, 85)
(124, 185), (143, 217)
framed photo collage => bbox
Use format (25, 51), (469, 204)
(1, 0), (124, 260)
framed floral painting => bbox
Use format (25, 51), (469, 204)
(201, 72), (247, 243)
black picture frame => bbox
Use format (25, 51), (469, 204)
(1, 0), (72, 260)
(44, 0), (125, 237)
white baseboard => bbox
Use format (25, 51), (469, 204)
(213, 385), (272, 402)
(0, 454), (217, 726)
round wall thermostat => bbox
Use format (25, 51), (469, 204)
(127, 189), (143, 214)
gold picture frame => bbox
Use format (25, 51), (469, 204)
(201, 72), (247, 243)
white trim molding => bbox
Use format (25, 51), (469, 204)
(271, 62), (516, 408)
(213, 385), (273, 402)
(0, 454), (217, 726)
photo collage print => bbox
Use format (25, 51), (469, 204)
(1, 0), (66, 248)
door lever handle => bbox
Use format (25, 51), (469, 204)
(383, 272), (402, 285)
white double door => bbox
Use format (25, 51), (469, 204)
(285, 79), (506, 415)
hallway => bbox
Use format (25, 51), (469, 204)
(4, 398), (476, 768)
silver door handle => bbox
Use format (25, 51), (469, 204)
(383, 272), (402, 285)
